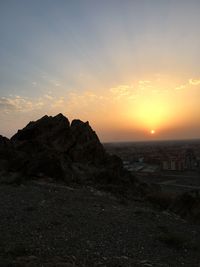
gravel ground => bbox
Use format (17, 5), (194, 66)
(0, 182), (200, 267)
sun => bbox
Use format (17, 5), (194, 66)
(150, 129), (155, 135)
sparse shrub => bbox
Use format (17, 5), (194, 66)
(157, 225), (198, 250)
(170, 192), (200, 222)
(146, 191), (176, 210)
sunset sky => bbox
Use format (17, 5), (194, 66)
(0, 0), (200, 142)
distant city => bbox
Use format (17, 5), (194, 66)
(104, 139), (200, 193)
(105, 139), (200, 172)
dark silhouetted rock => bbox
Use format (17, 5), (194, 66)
(0, 114), (134, 187)
(68, 119), (106, 164)
(0, 135), (14, 173)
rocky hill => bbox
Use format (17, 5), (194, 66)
(0, 114), (134, 188)
(0, 114), (200, 266)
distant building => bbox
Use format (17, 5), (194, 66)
(162, 157), (185, 171)
(162, 160), (169, 170)
(185, 148), (196, 170)
(161, 149), (197, 171)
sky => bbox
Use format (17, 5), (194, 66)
(0, 0), (200, 142)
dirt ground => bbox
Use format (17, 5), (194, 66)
(0, 181), (200, 267)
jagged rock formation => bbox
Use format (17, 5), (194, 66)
(0, 114), (134, 187)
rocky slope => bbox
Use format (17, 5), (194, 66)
(0, 182), (200, 267)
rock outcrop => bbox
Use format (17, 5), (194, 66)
(0, 114), (134, 187)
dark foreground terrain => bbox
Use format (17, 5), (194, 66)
(0, 181), (200, 267)
(1, 115), (200, 266)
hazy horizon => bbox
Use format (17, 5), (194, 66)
(0, 0), (200, 142)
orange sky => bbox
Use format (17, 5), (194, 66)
(1, 75), (200, 141)
(0, 1), (200, 141)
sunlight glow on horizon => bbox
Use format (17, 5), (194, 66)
(0, 1), (200, 141)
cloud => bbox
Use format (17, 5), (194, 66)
(0, 95), (52, 114)
(32, 82), (37, 87)
(173, 78), (200, 91)
(44, 94), (54, 100)
(175, 85), (186, 90)
(66, 91), (106, 110)
(0, 97), (16, 110)
(49, 79), (61, 87)
(138, 80), (151, 84)
(189, 79), (200, 85)
(0, 96), (34, 113)
(0, 93), (89, 116)
(138, 80), (153, 91)
(51, 97), (65, 108)
(110, 84), (134, 99)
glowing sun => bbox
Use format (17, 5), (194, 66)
(150, 129), (155, 135)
